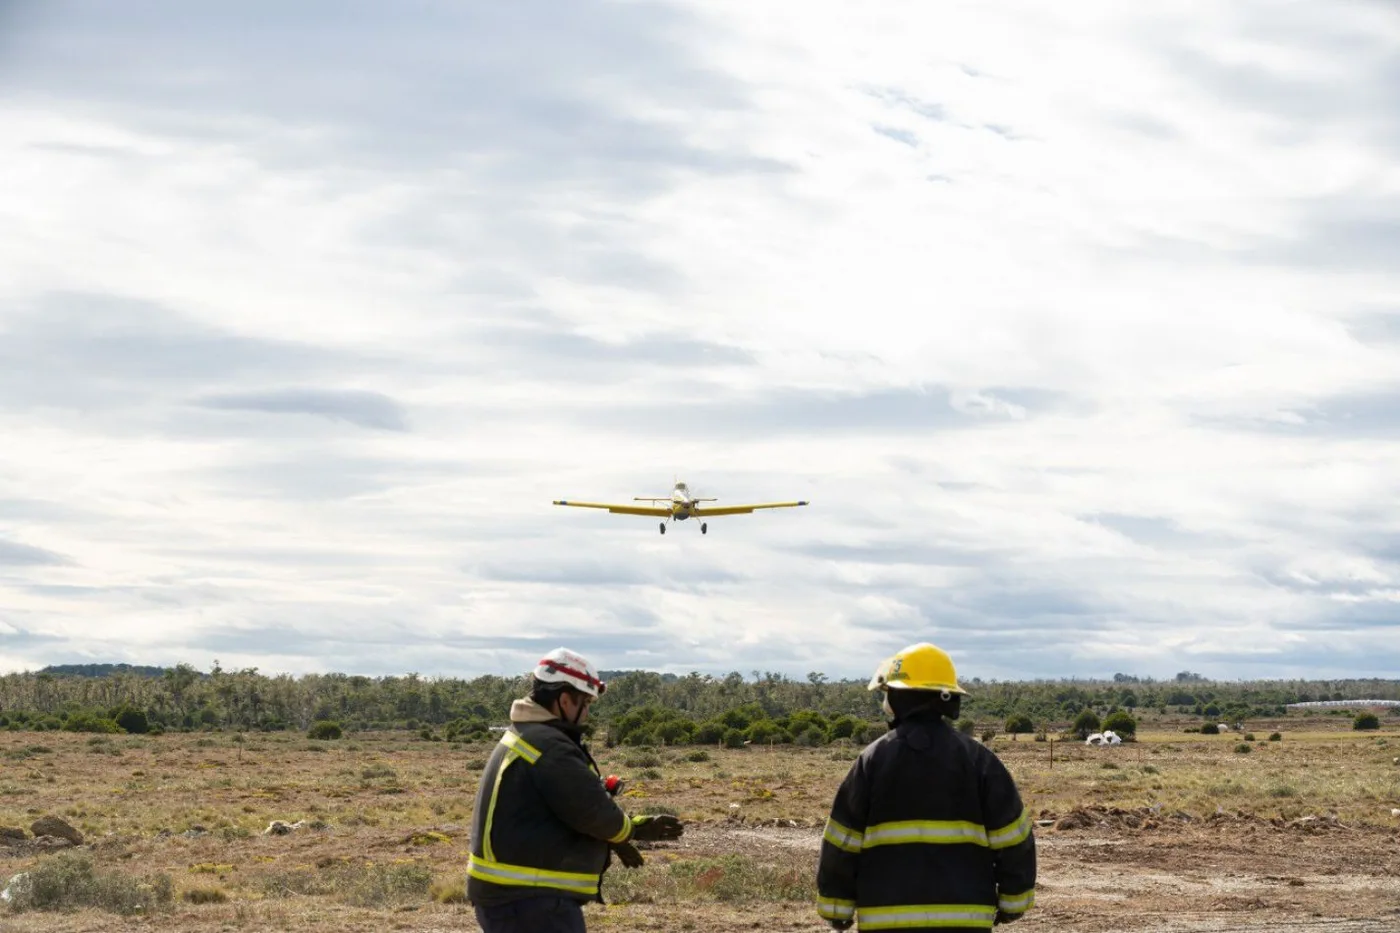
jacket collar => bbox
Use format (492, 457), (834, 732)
(510, 696), (588, 742)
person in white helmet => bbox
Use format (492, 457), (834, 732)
(467, 648), (683, 932)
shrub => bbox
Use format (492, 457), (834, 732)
(721, 728), (746, 749)
(308, 720), (343, 740)
(980, 729), (997, 743)
(745, 721), (786, 744)
(826, 715), (861, 741)
(113, 708), (150, 735)
(1200, 723), (1220, 735)
(61, 712), (123, 734)
(1268, 732), (1282, 741)
(5, 851), (173, 915)
(685, 750), (711, 763)
(1353, 713), (1380, 731)
(855, 723), (887, 743)
(1102, 711), (1137, 736)
(1072, 709), (1101, 738)
(430, 877), (467, 904)
(182, 886), (228, 904)
(955, 718), (976, 736)
(1005, 715), (1035, 735)
(1243, 733), (1255, 742)
(1234, 743), (1252, 754)
(694, 721), (726, 745)
(624, 752), (662, 769)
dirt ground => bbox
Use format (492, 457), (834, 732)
(2, 724), (1398, 931)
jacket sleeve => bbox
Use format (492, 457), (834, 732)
(530, 742), (635, 844)
(980, 752), (1036, 918)
(816, 755), (868, 925)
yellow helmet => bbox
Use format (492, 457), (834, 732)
(867, 642), (968, 695)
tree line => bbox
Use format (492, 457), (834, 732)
(0, 664), (1396, 745)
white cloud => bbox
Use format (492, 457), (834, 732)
(1, 0), (1398, 681)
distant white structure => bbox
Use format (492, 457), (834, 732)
(1286, 700), (1400, 709)
(1085, 730), (1122, 746)
(1218, 723), (1231, 732)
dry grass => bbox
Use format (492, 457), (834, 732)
(0, 720), (1397, 931)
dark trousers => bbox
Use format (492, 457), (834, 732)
(474, 895), (587, 933)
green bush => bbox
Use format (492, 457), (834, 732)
(1102, 711), (1137, 736)
(5, 851), (173, 915)
(1005, 715), (1035, 735)
(1353, 713), (1380, 731)
(308, 720), (343, 740)
(955, 718), (976, 736)
(1200, 723), (1220, 735)
(1234, 743), (1252, 754)
(1072, 709), (1101, 738)
(61, 712), (123, 734)
(113, 707), (150, 735)
(826, 715), (861, 741)
(1268, 732), (1282, 741)
(685, 750), (711, 763)
(721, 728), (746, 749)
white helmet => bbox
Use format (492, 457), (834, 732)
(533, 648), (607, 698)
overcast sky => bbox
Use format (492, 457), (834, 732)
(2, 0), (1398, 684)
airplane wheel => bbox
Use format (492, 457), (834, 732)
(659, 522), (666, 535)
(701, 523), (707, 534)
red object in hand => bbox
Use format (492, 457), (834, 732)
(604, 775), (623, 795)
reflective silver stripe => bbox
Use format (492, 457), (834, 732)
(988, 809), (1032, 849)
(863, 820), (989, 848)
(998, 888), (1035, 913)
(466, 854), (599, 895)
(858, 903), (997, 930)
(499, 730), (541, 764)
(817, 896), (855, 920)
(823, 817), (863, 853)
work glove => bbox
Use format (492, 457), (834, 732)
(629, 814), (684, 841)
(994, 910), (1023, 925)
(611, 841), (644, 868)
(827, 920), (853, 931)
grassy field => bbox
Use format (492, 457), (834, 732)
(1, 720), (1398, 931)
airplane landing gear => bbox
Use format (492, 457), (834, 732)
(659, 522), (666, 535)
(701, 522), (708, 535)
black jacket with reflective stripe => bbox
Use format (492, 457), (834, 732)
(467, 715), (633, 906)
(816, 711), (1037, 931)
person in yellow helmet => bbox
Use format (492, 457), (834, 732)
(816, 643), (1037, 931)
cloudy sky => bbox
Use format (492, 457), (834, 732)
(2, 1), (1398, 683)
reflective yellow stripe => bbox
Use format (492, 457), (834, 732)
(608, 818), (632, 844)
(823, 816), (863, 853)
(988, 809), (1032, 849)
(467, 854), (600, 896)
(499, 730), (541, 764)
(481, 751), (519, 862)
(858, 903), (997, 930)
(998, 888), (1035, 913)
(863, 819), (988, 848)
(817, 895), (856, 920)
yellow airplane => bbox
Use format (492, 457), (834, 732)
(553, 480), (808, 535)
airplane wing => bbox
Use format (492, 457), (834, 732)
(553, 500), (671, 517)
(696, 500), (809, 517)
